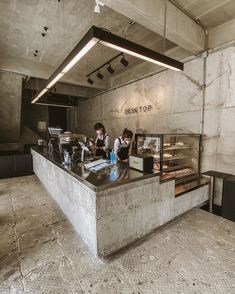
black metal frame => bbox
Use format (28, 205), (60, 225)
(95, 26), (184, 70)
(32, 26), (184, 103)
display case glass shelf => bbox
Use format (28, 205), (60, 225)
(135, 134), (201, 183)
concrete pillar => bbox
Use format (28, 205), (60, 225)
(0, 71), (22, 143)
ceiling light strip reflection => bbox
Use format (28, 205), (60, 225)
(31, 38), (98, 104)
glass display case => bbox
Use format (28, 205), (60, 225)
(135, 134), (201, 183)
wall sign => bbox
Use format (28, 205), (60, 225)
(124, 104), (153, 115)
(37, 121), (47, 131)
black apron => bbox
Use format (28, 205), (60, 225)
(96, 135), (107, 159)
(117, 137), (129, 161)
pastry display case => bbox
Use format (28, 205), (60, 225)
(134, 134), (201, 183)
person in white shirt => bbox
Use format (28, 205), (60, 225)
(91, 123), (109, 159)
(113, 128), (133, 162)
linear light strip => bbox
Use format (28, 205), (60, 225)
(31, 38), (98, 104)
(62, 39), (98, 73)
(46, 73), (64, 89)
(99, 40), (182, 71)
(31, 88), (48, 103)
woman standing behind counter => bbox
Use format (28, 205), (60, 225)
(114, 128), (133, 162)
(91, 123), (110, 159)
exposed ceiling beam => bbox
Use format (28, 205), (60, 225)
(195, 0), (231, 19)
(24, 78), (100, 98)
(0, 55), (107, 89)
(101, 0), (205, 54)
(179, 0), (231, 20)
(208, 18), (235, 49)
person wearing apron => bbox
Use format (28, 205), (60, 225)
(93, 123), (110, 159)
(114, 128), (133, 162)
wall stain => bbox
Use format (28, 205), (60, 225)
(183, 74), (204, 91)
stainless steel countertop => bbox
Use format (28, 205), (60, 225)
(31, 146), (161, 192)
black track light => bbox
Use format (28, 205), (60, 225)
(34, 49), (40, 57)
(42, 33), (46, 37)
(120, 55), (129, 67)
(107, 64), (114, 74)
(44, 26), (49, 31)
(96, 72), (104, 79)
(87, 77), (94, 85)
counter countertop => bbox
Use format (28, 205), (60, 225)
(31, 146), (161, 192)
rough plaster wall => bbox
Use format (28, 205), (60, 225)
(0, 71), (22, 143)
(76, 46), (235, 175)
(202, 46), (235, 175)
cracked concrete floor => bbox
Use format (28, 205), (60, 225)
(0, 175), (235, 294)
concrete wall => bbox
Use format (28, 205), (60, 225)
(0, 71), (22, 143)
(76, 46), (235, 175)
(0, 71), (48, 149)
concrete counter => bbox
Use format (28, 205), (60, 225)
(31, 148), (209, 257)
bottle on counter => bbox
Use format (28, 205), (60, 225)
(64, 150), (71, 165)
(110, 150), (117, 165)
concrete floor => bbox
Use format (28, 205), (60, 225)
(0, 176), (235, 294)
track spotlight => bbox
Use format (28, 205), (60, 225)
(107, 64), (114, 74)
(34, 50), (40, 57)
(87, 77), (94, 84)
(120, 54), (129, 67)
(94, 0), (104, 14)
(96, 72), (104, 79)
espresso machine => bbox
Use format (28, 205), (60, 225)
(48, 127), (88, 162)
(48, 127), (63, 154)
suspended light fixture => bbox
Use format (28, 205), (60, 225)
(32, 26), (183, 104)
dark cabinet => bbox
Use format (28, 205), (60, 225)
(0, 156), (15, 178)
(222, 176), (235, 222)
(0, 154), (33, 179)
